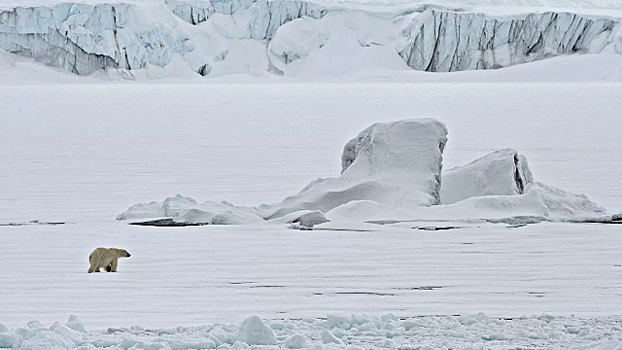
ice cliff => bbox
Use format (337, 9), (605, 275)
(1, 0), (621, 77)
(0, 2), (210, 75)
(398, 11), (620, 72)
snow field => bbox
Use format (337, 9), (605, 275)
(1, 80), (622, 348)
(2, 221), (622, 332)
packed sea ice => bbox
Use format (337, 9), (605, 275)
(2, 314), (622, 350)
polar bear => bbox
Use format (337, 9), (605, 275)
(88, 247), (131, 273)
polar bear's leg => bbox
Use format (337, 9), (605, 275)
(88, 258), (100, 273)
(110, 259), (118, 272)
(105, 264), (112, 272)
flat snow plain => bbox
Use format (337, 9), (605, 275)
(2, 72), (622, 348)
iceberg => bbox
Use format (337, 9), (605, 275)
(117, 119), (609, 225)
(259, 119), (448, 219)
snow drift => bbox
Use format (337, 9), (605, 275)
(1, 0), (621, 77)
(117, 118), (609, 225)
(326, 182), (607, 223)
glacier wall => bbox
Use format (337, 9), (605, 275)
(1, 0), (621, 77)
(399, 10), (620, 72)
(0, 3), (209, 75)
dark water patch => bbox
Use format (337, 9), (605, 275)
(0, 220), (65, 226)
(528, 291), (546, 298)
(395, 286), (444, 291)
(249, 285), (287, 289)
(228, 282), (254, 285)
(507, 224), (528, 229)
(314, 228), (376, 232)
(366, 219), (404, 225)
(315, 291), (396, 296)
(414, 226), (461, 231)
(131, 219), (202, 227)
(485, 216), (547, 225)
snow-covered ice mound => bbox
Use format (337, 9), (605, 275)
(441, 149), (534, 205)
(259, 119), (448, 219)
(118, 118), (610, 225)
(116, 194), (264, 225)
(2, 314), (622, 350)
(235, 315), (277, 345)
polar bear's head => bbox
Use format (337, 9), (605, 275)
(112, 248), (131, 258)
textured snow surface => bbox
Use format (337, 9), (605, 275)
(1, 0), (622, 78)
(2, 314), (622, 350)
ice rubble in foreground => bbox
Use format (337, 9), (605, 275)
(117, 118), (611, 226)
(2, 314), (622, 350)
